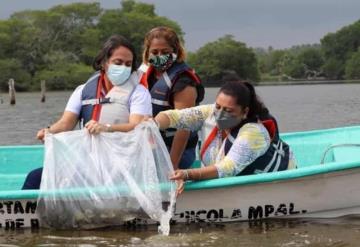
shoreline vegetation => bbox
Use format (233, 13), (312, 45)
(0, 0), (359, 92)
(200, 79), (360, 87)
(1, 80), (359, 94)
(258, 79), (360, 86)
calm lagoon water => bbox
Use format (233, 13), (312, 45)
(2, 83), (360, 145)
(1, 83), (360, 246)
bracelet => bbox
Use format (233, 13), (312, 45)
(105, 123), (112, 132)
(183, 169), (189, 180)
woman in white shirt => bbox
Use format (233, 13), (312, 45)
(23, 35), (152, 189)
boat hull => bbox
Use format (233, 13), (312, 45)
(1, 166), (360, 229)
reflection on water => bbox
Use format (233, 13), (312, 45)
(2, 218), (360, 246)
(1, 84), (360, 246)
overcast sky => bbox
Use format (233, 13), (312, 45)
(1, 0), (359, 51)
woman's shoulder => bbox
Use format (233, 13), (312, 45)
(134, 83), (149, 93)
(171, 104), (213, 119)
(192, 104), (214, 114)
(75, 83), (86, 91)
(131, 84), (151, 96)
(129, 84), (151, 103)
(71, 84), (85, 97)
(239, 122), (270, 140)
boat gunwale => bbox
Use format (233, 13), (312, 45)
(1, 159), (360, 200)
(1, 125), (360, 200)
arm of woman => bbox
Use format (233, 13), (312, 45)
(155, 104), (212, 131)
(169, 85), (197, 169)
(86, 114), (147, 134)
(37, 85), (83, 141)
(86, 85), (152, 134)
(215, 124), (270, 177)
(170, 124), (271, 195)
(170, 165), (219, 196)
(37, 111), (79, 141)
(110, 114), (146, 132)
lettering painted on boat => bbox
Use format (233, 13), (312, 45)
(248, 203), (307, 220)
(0, 218), (40, 230)
(0, 200), (39, 229)
(174, 209), (226, 223)
(0, 201), (37, 215)
(174, 203), (307, 223)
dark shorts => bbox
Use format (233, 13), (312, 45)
(22, 167), (43, 190)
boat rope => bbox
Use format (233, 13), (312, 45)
(320, 143), (360, 164)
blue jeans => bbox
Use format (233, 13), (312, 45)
(167, 147), (196, 169)
(22, 167), (43, 190)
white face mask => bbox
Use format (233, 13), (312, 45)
(106, 64), (131, 86)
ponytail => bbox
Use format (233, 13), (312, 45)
(219, 81), (269, 120)
(243, 82), (269, 119)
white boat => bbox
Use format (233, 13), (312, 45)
(1, 125), (360, 229)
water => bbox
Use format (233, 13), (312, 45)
(2, 84), (360, 145)
(1, 84), (360, 246)
(0, 91), (71, 145)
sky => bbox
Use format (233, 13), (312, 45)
(1, 0), (360, 51)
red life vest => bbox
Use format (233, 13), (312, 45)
(200, 118), (290, 175)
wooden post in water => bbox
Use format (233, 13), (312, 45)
(40, 80), (46, 103)
(0, 90), (3, 104)
(8, 78), (16, 105)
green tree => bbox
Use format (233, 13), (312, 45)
(0, 59), (31, 91)
(0, 20), (12, 58)
(6, 3), (101, 77)
(97, 0), (182, 65)
(322, 58), (344, 80)
(0, 0), (183, 91)
(345, 49), (360, 79)
(187, 35), (260, 85)
(284, 47), (324, 79)
(321, 20), (360, 79)
(34, 63), (93, 90)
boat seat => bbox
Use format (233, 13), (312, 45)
(291, 142), (334, 167)
(333, 145), (360, 163)
(321, 144), (360, 164)
(0, 174), (27, 191)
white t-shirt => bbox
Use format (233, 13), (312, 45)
(65, 84), (152, 116)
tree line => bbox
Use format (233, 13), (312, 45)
(0, 1), (359, 91)
(255, 19), (360, 82)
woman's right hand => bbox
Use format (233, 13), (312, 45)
(36, 128), (48, 142)
(170, 169), (188, 196)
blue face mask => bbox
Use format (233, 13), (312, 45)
(106, 64), (131, 86)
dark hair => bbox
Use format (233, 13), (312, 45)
(218, 81), (269, 119)
(92, 35), (137, 72)
(142, 26), (186, 64)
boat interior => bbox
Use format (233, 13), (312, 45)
(1, 125), (360, 193)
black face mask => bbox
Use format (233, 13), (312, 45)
(214, 109), (243, 130)
(149, 53), (177, 71)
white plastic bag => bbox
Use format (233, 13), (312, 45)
(37, 121), (175, 233)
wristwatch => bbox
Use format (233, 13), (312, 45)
(105, 123), (113, 132)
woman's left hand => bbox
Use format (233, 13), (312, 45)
(85, 120), (107, 134)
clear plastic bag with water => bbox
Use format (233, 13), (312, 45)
(37, 121), (176, 233)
